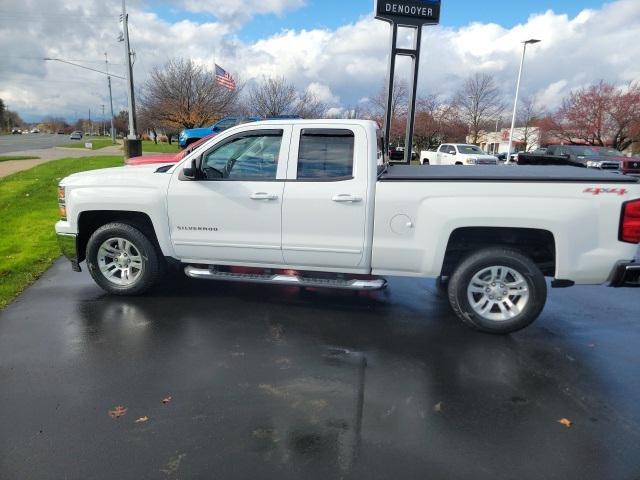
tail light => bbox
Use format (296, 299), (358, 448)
(620, 199), (640, 243)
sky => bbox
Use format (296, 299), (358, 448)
(0, 0), (638, 123)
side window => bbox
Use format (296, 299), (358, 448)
(297, 129), (355, 180)
(202, 130), (282, 180)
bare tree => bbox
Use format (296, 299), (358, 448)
(246, 76), (326, 118)
(296, 89), (327, 119)
(0, 98), (5, 131)
(139, 58), (241, 131)
(370, 77), (408, 124)
(454, 73), (504, 144)
(413, 95), (467, 150)
(516, 96), (545, 151)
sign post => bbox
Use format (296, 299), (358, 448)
(375, 0), (441, 164)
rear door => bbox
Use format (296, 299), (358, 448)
(281, 125), (369, 270)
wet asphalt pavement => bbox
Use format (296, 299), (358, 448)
(1, 260), (639, 480)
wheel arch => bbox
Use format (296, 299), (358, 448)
(440, 227), (556, 278)
(77, 211), (166, 263)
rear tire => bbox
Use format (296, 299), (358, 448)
(447, 247), (547, 334)
(86, 222), (163, 296)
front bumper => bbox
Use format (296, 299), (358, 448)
(609, 261), (640, 287)
(57, 233), (81, 272)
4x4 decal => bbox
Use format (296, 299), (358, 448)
(584, 187), (628, 196)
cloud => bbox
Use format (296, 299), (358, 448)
(2, 0), (640, 122)
(179, 0), (305, 25)
(306, 83), (340, 105)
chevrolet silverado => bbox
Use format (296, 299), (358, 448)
(56, 120), (640, 334)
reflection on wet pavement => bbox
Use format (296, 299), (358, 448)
(0, 260), (639, 479)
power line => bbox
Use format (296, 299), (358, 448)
(43, 58), (126, 80)
(0, 55), (123, 65)
(0, 10), (117, 19)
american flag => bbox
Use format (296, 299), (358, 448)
(215, 64), (236, 91)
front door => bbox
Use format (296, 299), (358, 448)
(281, 125), (369, 270)
(168, 126), (292, 265)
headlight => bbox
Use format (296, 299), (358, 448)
(586, 160), (602, 168)
(58, 185), (67, 220)
(465, 158), (477, 165)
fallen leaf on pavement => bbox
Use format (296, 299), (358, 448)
(558, 418), (573, 428)
(135, 416), (149, 423)
(108, 406), (128, 419)
(162, 396), (173, 404)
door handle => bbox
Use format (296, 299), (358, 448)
(250, 192), (278, 201)
(332, 194), (362, 203)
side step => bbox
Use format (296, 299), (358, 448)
(184, 266), (387, 291)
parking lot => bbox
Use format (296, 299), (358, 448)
(1, 260), (639, 479)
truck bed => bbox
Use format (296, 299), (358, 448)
(379, 165), (639, 183)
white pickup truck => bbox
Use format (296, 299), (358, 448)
(421, 144), (499, 166)
(55, 120), (640, 334)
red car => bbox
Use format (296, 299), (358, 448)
(589, 147), (640, 176)
(622, 157), (640, 177)
(125, 134), (216, 166)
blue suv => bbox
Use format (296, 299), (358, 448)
(179, 116), (260, 148)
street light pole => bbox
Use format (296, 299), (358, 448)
(506, 39), (540, 164)
(121, 0), (137, 139)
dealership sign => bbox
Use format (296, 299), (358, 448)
(375, 0), (442, 163)
(375, 0), (441, 26)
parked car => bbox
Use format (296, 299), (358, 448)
(623, 157), (640, 177)
(30, 128), (40, 134)
(11, 128), (21, 135)
(69, 131), (83, 140)
(421, 144), (499, 165)
(55, 119), (640, 334)
(388, 145), (404, 161)
(179, 116), (260, 148)
(519, 145), (625, 172)
(126, 134), (216, 166)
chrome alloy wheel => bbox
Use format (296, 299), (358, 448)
(466, 266), (530, 322)
(97, 237), (144, 286)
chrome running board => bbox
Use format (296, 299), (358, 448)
(184, 266), (387, 291)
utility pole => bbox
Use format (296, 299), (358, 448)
(88, 108), (91, 135)
(121, 0), (137, 139)
(102, 104), (105, 136)
(105, 53), (116, 144)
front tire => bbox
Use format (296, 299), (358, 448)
(447, 248), (547, 334)
(86, 223), (162, 296)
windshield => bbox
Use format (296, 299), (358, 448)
(457, 145), (484, 154)
(589, 147), (622, 157)
(566, 146), (620, 157)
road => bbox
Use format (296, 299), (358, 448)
(0, 261), (639, 479)
(0, 133), (78, 154)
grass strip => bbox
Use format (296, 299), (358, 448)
(0, 156), (123, 309)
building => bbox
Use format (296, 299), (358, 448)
(470, 127), (542, 154)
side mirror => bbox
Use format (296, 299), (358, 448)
(182, 159), (199, 180)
